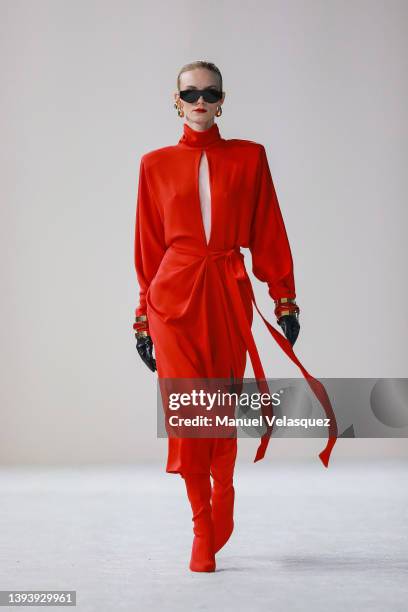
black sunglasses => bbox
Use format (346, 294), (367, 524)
(179, 88), (223, 104)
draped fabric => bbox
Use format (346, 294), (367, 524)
(134, 122), (338, 473)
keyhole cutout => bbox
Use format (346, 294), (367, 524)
(198, 151), (212, 245)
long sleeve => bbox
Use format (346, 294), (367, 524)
(134, 156), (166, 318)
(249, 145), (296, 303)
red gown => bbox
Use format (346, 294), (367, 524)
(134, 121), (338, 474)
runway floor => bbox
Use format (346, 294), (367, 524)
(1, 458), (407, 611)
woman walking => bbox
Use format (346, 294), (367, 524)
(133, 61), (337, 573)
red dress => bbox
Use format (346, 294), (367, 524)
(134, 121), (337, 474)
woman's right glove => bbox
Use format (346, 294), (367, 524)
(133, 315), (157, 372)
(136, 334), (157, 372)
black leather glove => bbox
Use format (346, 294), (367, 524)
(136, 335), (157, 372)
(277, 314), (300, 347)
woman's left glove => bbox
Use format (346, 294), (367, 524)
(277, 314), (300, 347)
(274, 298), (300, 347)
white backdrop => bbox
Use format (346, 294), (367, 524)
(1, 0), (407, 464)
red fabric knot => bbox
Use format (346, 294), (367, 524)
(207, 248), (247, 282)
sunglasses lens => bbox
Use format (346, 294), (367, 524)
(203, 89), (222, 103)
(179, 90), (199, 103)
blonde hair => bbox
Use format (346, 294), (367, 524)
(177, 61), (223, 91)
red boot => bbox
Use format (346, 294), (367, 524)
(210, 440), (237, 554)
(211, 475), (235, 553)
(183, 473), (216, 572)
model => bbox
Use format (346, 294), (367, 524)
(133, 61), (338, 573)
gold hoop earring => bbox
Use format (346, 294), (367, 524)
(173, 101), (184, 117)
(215, 105), (222, 117)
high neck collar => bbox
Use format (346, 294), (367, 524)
(178, 122), (222, 148)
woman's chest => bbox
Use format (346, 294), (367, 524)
(149, 146), (258, 225)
